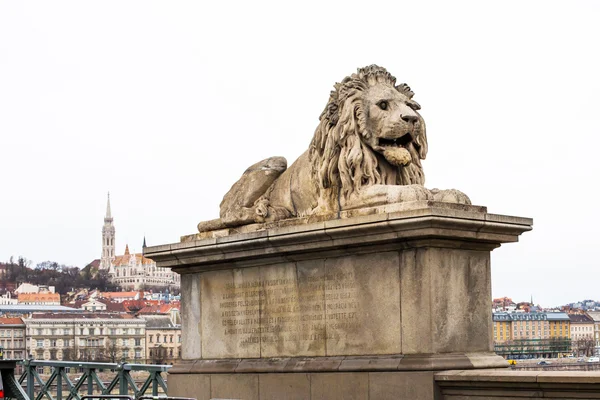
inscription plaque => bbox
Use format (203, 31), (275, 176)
(200, 253), (401, 358)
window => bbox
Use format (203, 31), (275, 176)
(135, 338), (141, 346)
(110, 329), (117, 335)
(50, 339), (57, 347)
(150, 336), (153, 343)
(63, 339), (69, 346)
(36, 340), (44, 347)
(170, 336), (173, 343)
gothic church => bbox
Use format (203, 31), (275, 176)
(99, 194), (180, 291)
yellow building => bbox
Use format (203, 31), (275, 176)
(493, 313), (513, 343)
(493, 312), (571, 343)
(548, 313), (571, 338)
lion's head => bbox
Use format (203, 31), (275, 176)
(309, 65), (428, 201)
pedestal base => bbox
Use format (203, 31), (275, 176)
(168, 370), (441, 400)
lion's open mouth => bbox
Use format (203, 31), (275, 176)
(378, 133), (413, 148)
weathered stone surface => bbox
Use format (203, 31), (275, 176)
(325, 252), (401, 356)
(310, 372), (369, 400)
(258, 373), (311, 400)
(180, 274), (201, 360)
(210, 374), (259, 400)
(369, 371), (438, 400)
(167, 374), (210, 400)
(200, 267), (261, 358)
(259, 260), (326, 358)
(401, 248), (492, 355)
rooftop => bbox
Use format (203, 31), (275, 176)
(0, 305), (80, 313)
(29, 312), (136, 319)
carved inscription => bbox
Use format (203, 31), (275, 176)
(218, 272), (360, 346)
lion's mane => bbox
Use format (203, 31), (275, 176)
(309, 65), (428, 202)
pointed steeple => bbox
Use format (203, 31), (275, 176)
(143, 236), (147, 248)
(124, 244), (130, 255)
(105, 192), (113, 222)
(101, 192), (116, 270)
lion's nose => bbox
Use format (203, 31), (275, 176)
(401, 114), (418, 123)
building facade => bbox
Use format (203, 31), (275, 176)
(24, 313), (146, 363)
(569, 314), (595, 356)
(143, 316), (181, 365)
(493, 312), (572, 359)
(0, 317), (26, 371)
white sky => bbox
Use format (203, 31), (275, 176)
(1, 1), (599, 307)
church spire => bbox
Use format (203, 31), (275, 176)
(105, 192), (113, 221)
(101, 192), (116, 270)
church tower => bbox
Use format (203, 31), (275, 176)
(100, 192), (116, 270)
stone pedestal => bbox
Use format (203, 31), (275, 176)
(145, 201), (532, 400)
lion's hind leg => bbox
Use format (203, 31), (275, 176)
(219, 156), (287, 227)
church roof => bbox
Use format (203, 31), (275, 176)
(112, 245), (154, 266)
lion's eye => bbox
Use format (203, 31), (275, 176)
(378, 101), (388, 111)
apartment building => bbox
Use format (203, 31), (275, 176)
(493, 312), (571, 342)
(24, 313), (146, 363)
(143, 316), (181, 365)
(0, 317), (26, 373)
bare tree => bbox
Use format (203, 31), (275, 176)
(103, 339), (119, 363)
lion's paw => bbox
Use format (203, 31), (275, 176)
(387, 184), (434, 203)
(430, 188), (471, 205)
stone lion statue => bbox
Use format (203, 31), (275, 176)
(199, 65), (469, 232)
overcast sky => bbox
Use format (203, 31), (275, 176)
(1, 1), (599, 307)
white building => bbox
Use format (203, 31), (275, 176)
(25, 312), (146, 362)
(0, 292), (18, 305)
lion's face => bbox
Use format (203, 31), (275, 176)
(311, 65), (428, 198)
(361, 83), (425, 167)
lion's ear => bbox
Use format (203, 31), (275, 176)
(396, 83), (414, 99)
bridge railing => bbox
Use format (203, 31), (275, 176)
(16, 360), (170, 400)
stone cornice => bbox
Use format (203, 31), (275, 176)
(145, 201), (532, 273)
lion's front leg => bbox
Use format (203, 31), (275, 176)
(341, 184), (433, 210)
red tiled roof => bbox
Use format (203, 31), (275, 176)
(100, 291), (139, 298)
(31, 313), (135, 319)
(18, 293), (60, 303)
(0, 317), (25, 325)
(138, 304), (178, 315)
